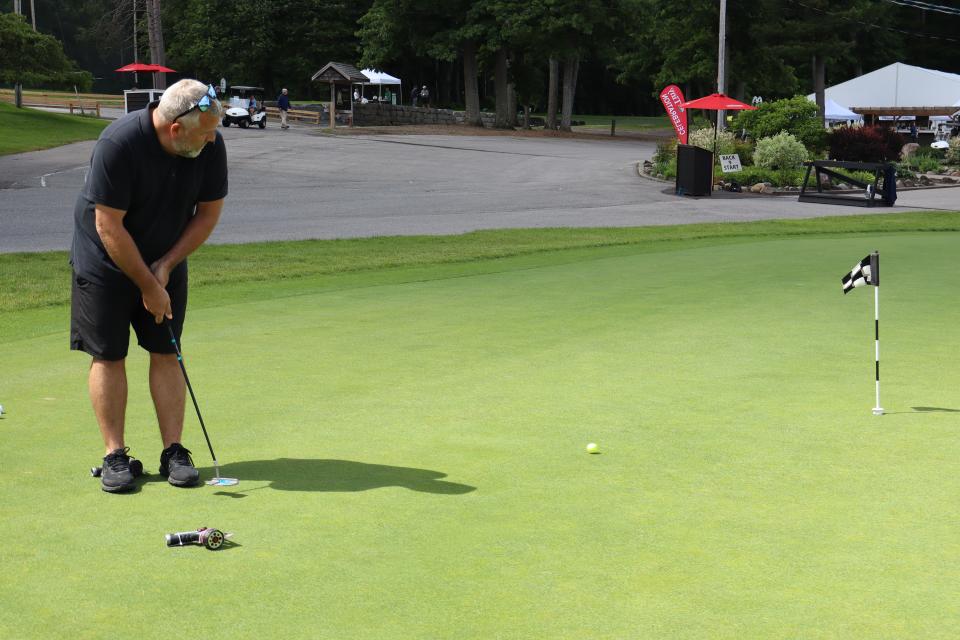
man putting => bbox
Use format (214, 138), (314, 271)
(70, 79), (228, 492)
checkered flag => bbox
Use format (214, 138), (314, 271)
(841, 253), (879, 294)
(841, 251), (884, 415)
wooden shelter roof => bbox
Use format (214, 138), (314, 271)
(311, 62), (368, 84)
(852, 106), (959, 116)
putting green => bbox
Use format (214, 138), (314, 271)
(2, 231), (959, 638)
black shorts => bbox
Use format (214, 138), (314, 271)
(70, 269), (188, 360)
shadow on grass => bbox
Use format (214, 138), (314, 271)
(203, 458), (476, 494)
(912, 406), (960, 413)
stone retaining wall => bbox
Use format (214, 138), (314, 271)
(353, 102), (495, 127)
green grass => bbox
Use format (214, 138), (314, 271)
(5, 212), (960, 317)
(571, 114), (669, 130)
(0, 102), (108, 155)
(4, 219), (960, 637)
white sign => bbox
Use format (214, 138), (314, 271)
(719, 154), (742, 173)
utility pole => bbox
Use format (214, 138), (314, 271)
(716, 0), (727, 131)
(30, 0), (36, 30)
(13, 0), (23, 106)
(132, 0), (138, 87)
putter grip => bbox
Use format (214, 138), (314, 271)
(166, 530), (202, 547)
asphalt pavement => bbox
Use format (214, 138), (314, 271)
(1, 119), (958, 254)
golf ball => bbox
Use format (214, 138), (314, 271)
(0, 404), (4, 415)
(586, 442), (599, 454)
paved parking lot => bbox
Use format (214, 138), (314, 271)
(1, 122), (957, 253)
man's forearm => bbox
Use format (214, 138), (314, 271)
(96, 214), (160, 293)
(156, 203), (223, 272)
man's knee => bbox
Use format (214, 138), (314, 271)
(92, 357), (125, 370)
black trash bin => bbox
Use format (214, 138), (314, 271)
(675, 144), (714, 196)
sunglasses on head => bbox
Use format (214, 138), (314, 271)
(173, 84), (218, 122)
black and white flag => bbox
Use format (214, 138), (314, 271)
(841, 253), (879, 294)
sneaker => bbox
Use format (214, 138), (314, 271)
(159, 443), (200, 487)
(101, 447), (135, 493)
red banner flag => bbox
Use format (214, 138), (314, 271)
(659, 85), (688, 145)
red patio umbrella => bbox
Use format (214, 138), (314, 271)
(680, 93), (757, 185)
(115, 62), (177, 73)
(681, 93), (755, 111)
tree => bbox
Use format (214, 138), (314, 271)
(166, 0), (371, 97)
(145, 0), (167, 89)
(0, 12), (92, 102)
(531, 0), (621, 131)
(359, 0), (483, 125)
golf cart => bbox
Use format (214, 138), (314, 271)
(222, 85), (266, 129)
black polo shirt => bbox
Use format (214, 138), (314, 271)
(71, 101), (228, 285)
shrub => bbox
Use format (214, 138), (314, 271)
(654, 138), (677, 164)
(947, 137), (960, 165)
(902, 153), (943, 174)
(733, 139), (754, 166)
(753, 131), (808, 170)
(732, 95), (828, 153)
(752, 131), (808, 187)
(688, 127), (737, 156)
(827, 126), (904, 162)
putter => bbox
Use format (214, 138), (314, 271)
(166, 321), (239, 487)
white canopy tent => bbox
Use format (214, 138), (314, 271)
(807, 62), (960, 109)
(820, 98), (862, 123)
(357, 68), (402, 104)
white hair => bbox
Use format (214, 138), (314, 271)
(157, 79), (223, 128)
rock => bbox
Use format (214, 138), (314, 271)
(750, 183), (765, 193)
(919, 175), (932, 185)
(900, 143), (920, 160)
(761, 184), (776, 194)
(941, 176), (957, 184)
(904, 180), (915, 187)
(896, 180), (906, 188)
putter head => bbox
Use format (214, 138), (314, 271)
(206, 476), (240, 486)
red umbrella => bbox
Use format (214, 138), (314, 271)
(115, 62), (177, 73)
(680, 93), (757, 179)
(681, 93), (756, 111)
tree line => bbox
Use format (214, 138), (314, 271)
(4, 0), (959, 124)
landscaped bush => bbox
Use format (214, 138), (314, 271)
(901, 152), (943, 174)
(688, 127), (736, 156)
(947, 137), (960, 165)
(733, 139), (754, 166)
(733, 96), (828, 153)
(654, 138), (677, 164)
(827, 126), (904, 162)
(753, 131), (808, 171)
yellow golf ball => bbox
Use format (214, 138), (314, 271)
(586, 442), (599, 454)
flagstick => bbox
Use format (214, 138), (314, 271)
(872, 284), (883, 415)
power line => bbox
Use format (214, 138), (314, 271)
(880, 0), (960, 17)
(786, 0), (960, 43)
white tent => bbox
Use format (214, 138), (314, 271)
(361, 69), (401, 85)
(821, 98), (862, 122)
(358, 68), (402, 104)
(806, 62), (960, 109)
